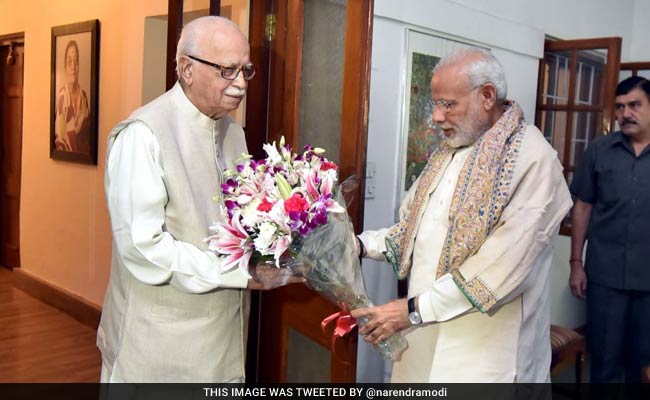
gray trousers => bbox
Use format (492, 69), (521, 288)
(587, 282), (650, 382)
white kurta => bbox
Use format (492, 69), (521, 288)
(360, 125), (571, 383)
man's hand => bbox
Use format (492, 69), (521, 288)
(350, 298), (411, 345)
(569, 261), (587, 299)
(247, 263), (305, 290)
(570, 200), (591, 300)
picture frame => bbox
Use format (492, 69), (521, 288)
(50, 19), (100, 165)
(395, 29), (484, 219)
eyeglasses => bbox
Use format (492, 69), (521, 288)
(431, 85), (482, 113)
(187, 55), (256, 81)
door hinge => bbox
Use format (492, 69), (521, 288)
(265, 14), (276, 42)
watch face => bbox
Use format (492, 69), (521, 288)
(408, 312), (422, 325)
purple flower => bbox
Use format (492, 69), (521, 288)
(224, 200), (238, 218)
(222, 179), (238, 194)
(311, 206), (328, 226)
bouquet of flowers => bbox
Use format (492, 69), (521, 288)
(206, 137), (344, 271)
(206, 138), (407, 361)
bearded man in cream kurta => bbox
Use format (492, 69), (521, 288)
(97, 16), (300, 383)
(352, 49), (572, 383)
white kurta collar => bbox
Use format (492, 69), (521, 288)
(170, 82), (218, 131)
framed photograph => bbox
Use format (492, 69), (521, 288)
(50, 19), (100, 165)
(395, 29), (484, 217)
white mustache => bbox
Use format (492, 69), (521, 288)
(225, 88), (246, 97)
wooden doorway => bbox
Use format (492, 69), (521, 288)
(535, 37), (621, 235)
(0, 34), (24, 270)
(245, 0), (373, 383)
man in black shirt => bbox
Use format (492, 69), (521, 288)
(569, 76), (650, 382)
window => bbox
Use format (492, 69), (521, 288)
(620, 61), (650, 81)
(535, 37), (621, 234)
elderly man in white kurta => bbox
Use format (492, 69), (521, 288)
(97, 16), (299, 383)
(352, 48), (572, 383)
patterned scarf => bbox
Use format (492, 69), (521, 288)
(384, 101), (526, 311)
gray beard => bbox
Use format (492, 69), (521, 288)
(446, 130), (480, 148)
(444, 103), (491, 148)
(445, 121), (489, 148)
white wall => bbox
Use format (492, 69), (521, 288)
(357, 18), (405, 382)
(360, 0), (649, 382)
(449, 0), (637, 58)
(631, 0), (650, 60)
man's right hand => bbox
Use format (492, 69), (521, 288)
(351, 298), (411, 345)
(247, 263), (305, 290)
(569, 261), (587, 299)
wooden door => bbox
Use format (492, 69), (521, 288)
(0, 37), (24, 270)
(245, 0), (373, 383)
(535, 37), (621, 234)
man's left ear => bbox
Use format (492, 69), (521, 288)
(481, 84), (498, 110)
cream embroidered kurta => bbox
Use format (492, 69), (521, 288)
(98, 83), (250, 383)
(360, 125), (572, 382)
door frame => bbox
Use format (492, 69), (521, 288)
(0, 32), (25, 270)
(245, 0), (374, 383)
(165, 0), (222, 90)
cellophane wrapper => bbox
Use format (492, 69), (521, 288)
(289, 190), (408, 361)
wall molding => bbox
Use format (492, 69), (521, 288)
(13, 269), (101, 329)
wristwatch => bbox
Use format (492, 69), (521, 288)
(407, 296), (422, 325)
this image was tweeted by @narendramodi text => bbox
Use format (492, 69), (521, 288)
(202, 385), (449, 399)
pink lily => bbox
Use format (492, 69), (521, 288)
(206, 212), (253, 274)
(303, 169), (321, 201)
(320, 173), (333, 197)
(271, 235), (291, 267)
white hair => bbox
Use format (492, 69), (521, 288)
(175, 16), (242, 78)
(433, 48), (508, 101)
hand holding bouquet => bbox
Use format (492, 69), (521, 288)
(206, 138), (407, 360)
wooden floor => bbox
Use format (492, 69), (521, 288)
(0, 267), (101, 382)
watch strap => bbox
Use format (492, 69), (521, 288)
(408, 296), (416, 314)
